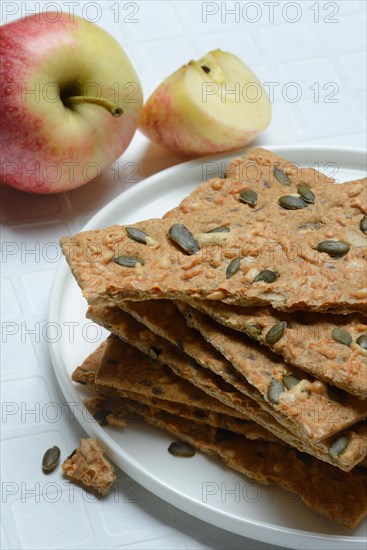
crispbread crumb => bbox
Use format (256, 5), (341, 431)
(62, 438), (116, 496)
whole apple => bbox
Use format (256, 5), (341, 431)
(140, 49), (271, 156)
(0, 13), (142, 193)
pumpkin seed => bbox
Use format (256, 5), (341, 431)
(360, 216), (367, 234)
(356, 334), (367, 350)
(206, 226), (230, 233)
(283, 375), (300, 390)
(252, 269), (279, 284)
(42, 446), (60, 473)
(168, 224), (200, 255)
(331, 327), (352, 347)
(93, 410), (111, 426)
(226, 257), (241, 279)
(273, 166), (291, 186)
(126, 226), (148, 245)
(239, 189), (257, 207)
(267, 379), (284, 404)
(297, 183), (315, 203)
(168, 441), (195, 458)
(329, 435), (349, 458)
(112, 255), (143, 267)
(314, 240), (350, 258)
(265, 321), (287, 345)
(278, 195), (308, 210)
(245, 323), (263, 339)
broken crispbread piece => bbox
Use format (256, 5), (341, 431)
(75, 335), (277, 443)
(75, 340), (367, 471)
(86, 395), (367, 528)
(86, 304), (367, 471)
(112, 297), (367, 446)
(111, 299), (367, 467)
(62, 438), (116, 496)
(186, 300), (367, 399)
(176, 302), (367, 441)
(73, 335), (247, 420)
(60, 148), (367, 313)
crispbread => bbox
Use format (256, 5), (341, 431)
(61, 438), (116, 496)
(86, 303), (367, 471)
(186, 299), (367, 399)
(114, 298), (367, 443)
(60, 148), (367, 313)
(83, 395), (367, 528)
(76, 342), (367, 468)
(176, 302), (367, 440)
(75, 336), (277, 442)
(72, 340), (107, 385)
(73, 335), (247, 419)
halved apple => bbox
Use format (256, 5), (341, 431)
(139, 49), (271, 156)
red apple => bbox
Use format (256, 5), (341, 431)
(140, 49), (271, 156)
(0, 13), (142, 193)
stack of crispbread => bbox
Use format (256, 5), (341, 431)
(61, 148), (367, 528)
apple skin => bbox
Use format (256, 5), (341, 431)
(139, 50), (271, 157)
(0, 13), (142, 193)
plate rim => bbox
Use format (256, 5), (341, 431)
(48, 144), (367, 550)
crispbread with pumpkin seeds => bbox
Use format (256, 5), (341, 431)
(60, 148), (366, 313)
(76, 341), (367, 468)
(118, 297), (367, 401)
(186, 300), (367, 399)
(74, 336), (277, 442)
(176, 302), (367, 441)
(73, 334), (248, 420)
(83, 394), (367, 528)
(86, 303), (367, 471)
(61, 438), (117, 496)
(114, 297), (367, 443)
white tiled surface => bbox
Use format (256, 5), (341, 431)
(1, 1), (366, 549)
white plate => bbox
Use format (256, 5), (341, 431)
(48, 146), (366, 550)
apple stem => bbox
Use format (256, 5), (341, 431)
(63, 96), (123, 117)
